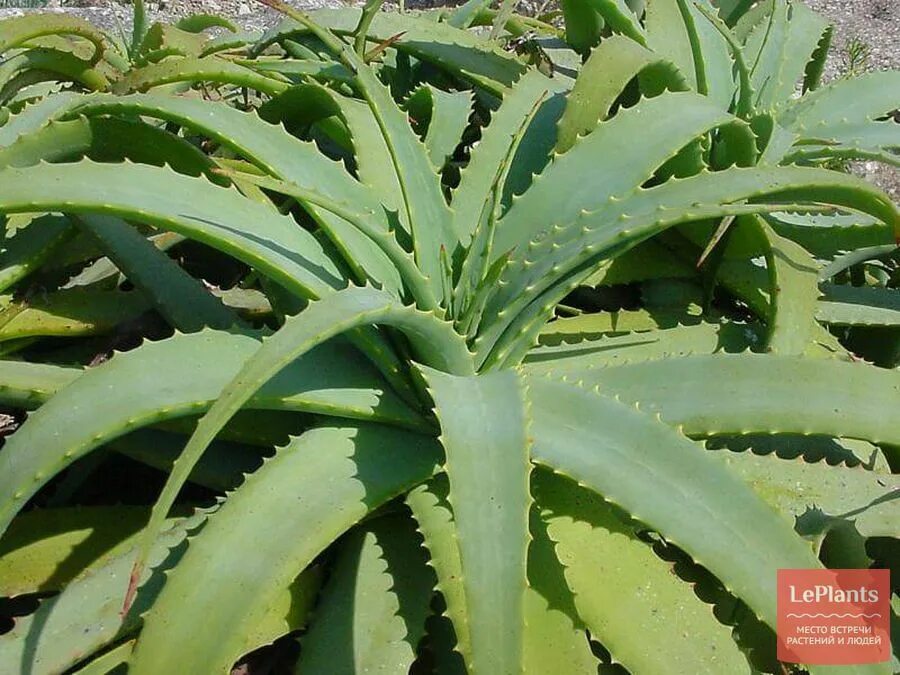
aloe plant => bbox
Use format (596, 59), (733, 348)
(0, 0), (897, 673)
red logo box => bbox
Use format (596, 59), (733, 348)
(777, 569), (890, 665)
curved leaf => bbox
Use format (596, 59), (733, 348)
(708, 449), (899, 540)
(527, 376), (827, 649)
(0, 328), (421, 537)
(778, 70), (900, 131)
(0, 160), (348, 299)
(298, 514), (435, 673)
(115, 56), (289, 96)
(130, 285), (470, 605)
(0, 15), (106, 63)
(254, 9), (525, 94)
(549, 353), (900, 444)
(129, 424), (442, 674)
(818, 284), (900, 327)
(536, 470), (749, 673)
(480, 166), (898, 367)
(556, 36), (688, 153)
(0, 507), (214, 675)
(74, 215), (237, 332)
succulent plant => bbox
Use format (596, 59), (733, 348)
(0, 0), (897, 673)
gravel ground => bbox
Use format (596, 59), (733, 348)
(802, 0), (898, 197)
(0, 0), (897, 194)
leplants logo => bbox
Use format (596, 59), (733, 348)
(777, 569), (890, 665)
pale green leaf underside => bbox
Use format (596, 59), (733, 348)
(421, 367), (531, 675)
(536, 470), (749, 674)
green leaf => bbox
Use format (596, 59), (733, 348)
(406, 84), (473, 170)
(778, 70), (900, 132)
(645, 0), (733, 107)
(0, 92), (81, 147)
(405, 476), (471, 661)
(817, 284), (900, 327)
(560, 0), (603, 53)
(480, 92), (751, 360)
(74, 215), (238, 332)
(0, 116), (215, 175)
(494, 91), (738, 263)
(0, 506), (158, 596)
(241, 58), (355, 85)
(263, 84), (403, 218)
(583, 0), (646, 45)
(538, 306), (703, 341)
(68, 93), (382, 216)
(115, 56), (290, 96)
(0, 358), (80, 408)
(756, 216), (821, 353)
(819, 245), (897, 280)
(769, 210), (895, 258)
(255, 9), (525, 95)
(64, 230), (183, 289)
(749, 0), (829, 110)
(0, 288), (150, 342)
(535, 469), (750, 673)
(0, 327), (421, 538)
(136, 24), (207, 60)
(263, 8), (458, 302)
(527, 376), (824, 643)
(128, 424), (442, 674)
(453, 73), (559, 325)
(556, 36), (687, 153)
(529, 320), (758, 369)
(0, 214), (75, 293)
(784, 119), (900, 167)
(324, 23), (457, 300)
(298, 513), (435, 673)
(707, 449), (899, 540)
(0, 507), (214, 675)
(176, 14), (238, 34)
(131, 0), (148, 56)
(420, 367), (531, 675)
(549, 353), (900, 444)
(0, 159), (348, 300)
(451, 70), (558, 244)
(70, 91), (409, 305)
(0, 15), (106, 63)
(448, 0), (494, 29)
(479, 165), (898, 368)
(132, 285), (469, 607)
(716, 0), (756, 24)
(353, 0), (388, 56)
(220, 169), (435, 310)
(0, 48), (109, 96)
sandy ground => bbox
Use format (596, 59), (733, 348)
(803, 0), (898, 196)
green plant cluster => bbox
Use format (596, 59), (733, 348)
(0, 0), (897, 672)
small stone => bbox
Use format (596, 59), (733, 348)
(238, 2), (250, 14)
